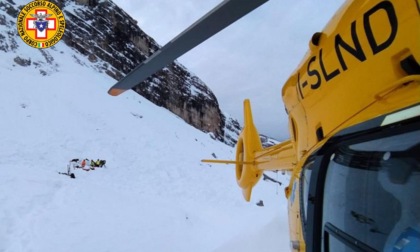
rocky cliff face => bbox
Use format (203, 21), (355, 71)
(1, 0), (241, 145)
(59, 0), (232, 143)
(0, 0), (283, 148)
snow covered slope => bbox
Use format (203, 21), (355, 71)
(0, 25), (290, 252)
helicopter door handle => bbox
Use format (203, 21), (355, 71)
(375, 75), (420, 100)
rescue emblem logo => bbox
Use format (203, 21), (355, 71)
(17, 0), (66, 49)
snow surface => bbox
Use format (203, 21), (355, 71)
(0, 32), (290, 251)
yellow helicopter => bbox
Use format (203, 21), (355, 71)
(109, 0), (420, 251)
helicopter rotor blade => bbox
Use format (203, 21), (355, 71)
(108, 0), (269, 96)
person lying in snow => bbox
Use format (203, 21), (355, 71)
(69, 158), (106, 171)
(70, 158), (90, 171)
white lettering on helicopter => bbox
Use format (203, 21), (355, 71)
(297, 1), (398, 98)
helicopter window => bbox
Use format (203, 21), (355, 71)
(324, 222), (377, 252)
(300, 160), (314, 243)
(321, 129), (420, 252)
(300, 161), (314, 223)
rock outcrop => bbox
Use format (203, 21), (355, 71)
(0, 0), (261, 146)
(59, 0), (229, 143)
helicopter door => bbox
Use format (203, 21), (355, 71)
(321, 127), (420, 252)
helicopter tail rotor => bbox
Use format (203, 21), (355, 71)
(202, 99), (296, 201)
(235, 99), (263, 201)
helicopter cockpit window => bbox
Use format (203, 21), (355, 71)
(321, 129), (420, 252)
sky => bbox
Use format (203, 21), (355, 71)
(111, 0), (346, 140)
